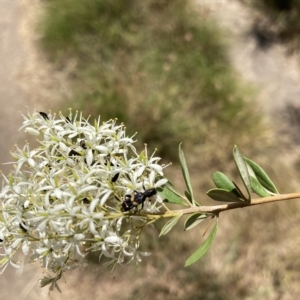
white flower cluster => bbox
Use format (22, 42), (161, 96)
(0, 110), (168, 288)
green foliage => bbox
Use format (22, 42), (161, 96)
(207, 188), (243, 202)
(39, 0), (262, 160)
(244, 157), (279, 194)
(179, 143), (195, 205)
(185, 218), (218, 267)
(212, 171), (242, 198)
(184, 213), (207, 231)
(157, 184), (187, 206)
(159, 215), (182, 236)
(207, 146), (279, 202)
(233, 146), (251, 201)
(248, 176), (270, 197)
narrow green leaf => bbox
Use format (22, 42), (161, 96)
(159, 215), (182, 236)
(233, 146), (251, 201)
(232, 182), (247, 200)
(184, 190), (199, 206)
(184, 213), (207, 231)
(213, 171), (234, 190)
(212, 171), (242, 198)
(249, 176), (270, 197)
(179, 143), (194, 202)
(184, 190), (192, 202)
(157, 186), (187, 206)
(185, 219), (218, 267)
(244, 157), (279, 194)
(207, 188), (243, 202)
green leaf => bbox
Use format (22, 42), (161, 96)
(179, 143), (194, 203)
(184, 190), (192, 202)
(185, 190), (199, 206)
(233, 146), (251, 201)
(249, 176), (270, 197)
(207, 188), (243, 202)
(159, 215), (182, 236)
(185, 219), (218, 267)
(212, 171), (242, 198)
(232, 182), (247, 200)
(244, 157), (279, 194)
(157, 186), (187, 206)
(184, 213), (207, 231)
(213, 171), (234, 190)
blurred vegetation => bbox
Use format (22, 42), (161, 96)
(243, 0), (300, 51)
(39, 0), (266, 165)
(36, 0), (293, 299)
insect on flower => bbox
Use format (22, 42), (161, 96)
(121, 186), (157, 213)
(39, 112), (49, 120)
(80, 139), (87, 150)
(0, 110), (168, 289)
(68, 149), (81, 157)
(111, 172), (119, 183)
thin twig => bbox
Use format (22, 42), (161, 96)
(146, 193), (300, 218)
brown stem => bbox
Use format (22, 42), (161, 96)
(140, 193), (300, 219)
(171, 193), (300, 216)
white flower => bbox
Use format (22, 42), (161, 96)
(0, 110), (169, 287)
(0, 247), (21, 274)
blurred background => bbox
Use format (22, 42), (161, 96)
(2, 0), (300, 298)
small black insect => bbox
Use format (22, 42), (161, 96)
(68, 149), (81, 157)
(104, 155), (120, 183)
(82, 197), (90, 204)
(80, 140), (87, 150)
(111, 172), (119, 183)
(121, 187), (157, 212)
(39, 111), (49, 120)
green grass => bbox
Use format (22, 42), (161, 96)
(39, 0), (264, 162)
